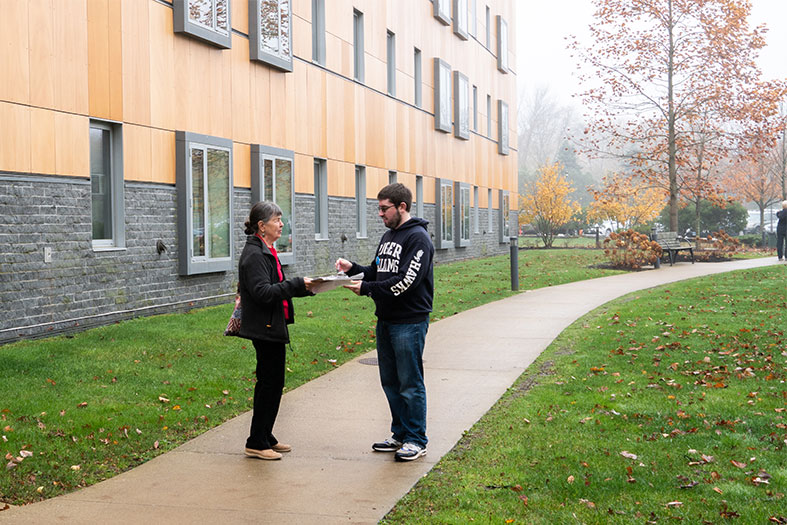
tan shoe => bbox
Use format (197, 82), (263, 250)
(245, 447), (282, 460)
(271, 443), (292, 453)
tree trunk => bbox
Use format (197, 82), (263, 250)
(667, 0), (679, 232)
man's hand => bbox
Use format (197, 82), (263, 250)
(303, 277), (315, 292)
(343, 280), (363, 296)
(335, 258), (352, 273)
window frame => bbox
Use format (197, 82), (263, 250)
(89, 120), (125, 251)
(453, 0), (468, 40)
(454, 182), (471, 247)
(472, 85), (478, 132)
(415, 175), (424, 218)
(314, 158), (328, 240)
(498, 190), (511, 243)
(488, 188), (494, 233)
(453, 70), (470, 140)
(387, 30), (396, 97)
(251, 144), (296, 266)
(497, 15), (509, 73)
(485, 5), (491, 49)
(353, 9), (365, 83)
(173, 0), (231, 49)
(388, 170), (398, 184)
(312, 0), (326, 65)
(473, 185), (480, 234)
(435, 178), (454, 250)
(434, 0), (451, 25)
(414, 47), (422, 108)
(176, 131), (234, 276)
(249, 0), (293, 72)
(486, 94), (492, 138)
(498, 99), (510, 155)
(434, 58), (452, 133)
(355, 165), (367, 239)
(470, 0), (477, 38)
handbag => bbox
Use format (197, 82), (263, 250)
(224, 295), (242, 336)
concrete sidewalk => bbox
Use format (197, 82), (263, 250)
(1, 258), (779, 524)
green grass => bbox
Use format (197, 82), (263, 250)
(0, 249), (620, 505)
(382, 265), (787, 524)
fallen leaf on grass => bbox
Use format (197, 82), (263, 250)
(76, 402), (87, 408)
(665, 501), (683, 508)
(620, 451), (638, 460)
(713, 487), (723, 494)
(70, 465), (80, 471)
(579, 499), (596, 509)
(567, 475), (575, 484)
(730, 459), (747, 469)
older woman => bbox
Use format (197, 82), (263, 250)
(238, 201), (314, 460)
(777, 200), (787, 261)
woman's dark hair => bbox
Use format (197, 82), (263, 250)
(244, 201), (283, 235)
(377, 183), (412, 212)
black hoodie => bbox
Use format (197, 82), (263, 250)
(349, 217), (434, 324)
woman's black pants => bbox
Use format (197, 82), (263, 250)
(246, 340), (286, 450)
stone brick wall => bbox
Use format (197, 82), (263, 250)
(0, 174), (514, 343)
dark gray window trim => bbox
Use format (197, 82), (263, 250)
(434, 0), (451, 25)
(415, 175), (424, 218)
(414, 48), (422, 108)
(173, 0), (231, 49)
(435, 178), (453, 250)
(486, 94), (492, 139)
(353, 9), (365, 83)
(434, 58), (452, 133)
(314, 158), (328, 240)
(473, 185), (480, 234)
(176, 131), (234, 275)
(355, 165), (367, 238)
(472, 85), (478, 131)
(388, 170), (397, 184)
(497, 15), (509, 73)
(453, 0), (468, 40)
(498, 99), (510, 155)
(498, 190), (510, 244)
(453, 70), (470, 140)
(249, 0), (293, 72)
(250, 144), (296, 265)
(387, 30), (396, 97)
(487, 188), (494, 233)
(454, 181), (470, 247)
(485, 5), (490, 49)
(312, 0), (326, 65)
(89, 119), (125, 251)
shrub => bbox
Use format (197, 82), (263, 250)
(737, 234), (763, 247)
(695, 230), (741, 261)
(602, 229), (661, 269)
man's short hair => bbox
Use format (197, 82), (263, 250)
(377, 183), (412, 212)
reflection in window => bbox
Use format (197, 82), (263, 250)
(355, 166), (367, 238)
(190, 145), (230, 260)
(436, 178), (453, 249)
(188, 0), (229, 35)
(434, 0), (451, 25)
(498, 100), (510, 155)
(499, 190), (511, 243)
(497, 16), (509, 73)
(261, 156), (294, 255)
(174, 0), (231, 48)
(453, 71), (470, 140)
(434, 58), (452, 133)
(250, 0), (292, 71)
(453, 0), (468, 40)
(455, 182), (470, 247)
(91, 127), (113, 242)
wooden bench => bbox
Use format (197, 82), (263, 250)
(654, 231), (694, 266)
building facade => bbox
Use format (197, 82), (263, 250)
(0, 0), (518, 342)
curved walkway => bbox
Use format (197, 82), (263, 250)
(1, 258), (778, 524)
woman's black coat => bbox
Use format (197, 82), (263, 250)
(237, 235), (310, 343)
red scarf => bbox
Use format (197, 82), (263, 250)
(256, 234), (290, 321)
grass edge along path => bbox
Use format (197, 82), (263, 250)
(0, 249), (621, 506)
(381, 265), (786, 525)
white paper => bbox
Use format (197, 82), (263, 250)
(309, 273), (363, 294)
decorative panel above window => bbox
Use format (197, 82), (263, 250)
(453, 0), (468, 40)
(435, 178), (454, 250)
(434, 0), (451, 25)
(454, 182), (470, 247)
(499, 190), (511, 244)
(497, 15), (509, 73)
(434, 58), (452, 133)
(453, 70), (470, 140)
(174, 0), (231, 49)
(498, 100), (510, 155)
(251, 145), (296, 265)
(250, 0), (293, 72)
(176, 132), (233, 275)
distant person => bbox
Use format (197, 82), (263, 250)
(238, 201), (315, 460)
(335, 183), (434, 461)
(777, 200), (787, 261)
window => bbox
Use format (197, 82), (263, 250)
(90, 121), (124, 250)
(415, 175), (424, 218)
(250, 0), (292, 71)
(497, 15), (509, 73)
(387, 30), (396, 96)
(312, 0), (325, 65)
(488, 188), (493, 232)
(499, 190), (510, 243)
(453, 71), (470, 140)
(353, 9), (364, 82)
(435, 178), (453, 249)
(434, 58), (452, 133)
(453, 0), (468, 40)
(470, 0), (477, 38)
(174, 0), (231, 49)
(498, 100), (510, 155)
(486, 94), (492, 138)
(176, 131), (233, 275)
(434, 0), (450, 25)
(388, 170), (397, 184)
(414, 48), (422, 108)
(472, 85), (478, 131)
(251, 145), (295, 264)
(454, 182), (470, 247)
(355, 165), (367, 238)
(314, 158), (328, 240)
(485, 6), (490, 49)
(473, 185), (479, 233)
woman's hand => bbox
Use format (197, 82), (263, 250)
(303, 277), (315, 292)
(343, 280), (362, 296)
(335, 258), (352, 273)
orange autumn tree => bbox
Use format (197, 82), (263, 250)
(725, 152), (781, 245)
(588, 172), (665, 230)
(571, 0), (786, 232)
(520, 162), (580, 248)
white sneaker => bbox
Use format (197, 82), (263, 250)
(394, 442), (427, 461)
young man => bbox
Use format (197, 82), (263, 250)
(335, 183), (434, 461)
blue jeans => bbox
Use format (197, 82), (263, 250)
(376, 319), (429, 448)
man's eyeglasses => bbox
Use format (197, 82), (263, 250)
(378, 204), (395, 213)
